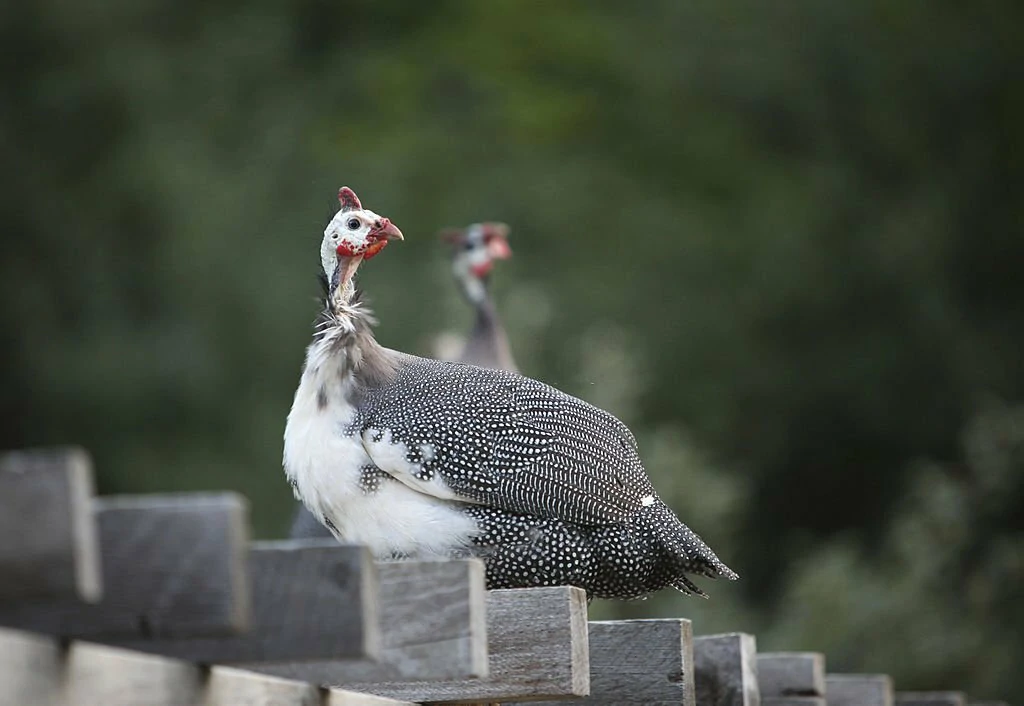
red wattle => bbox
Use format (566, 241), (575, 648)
(363, 241), (388, 260)
(337, 242), (364, 257)
(471, 262), (493, 277)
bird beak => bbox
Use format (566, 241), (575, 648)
(370, 218), (404, 242)
(487, 235), (512, 260)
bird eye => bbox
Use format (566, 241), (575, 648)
(346, 218), (360, 230)
(463, 241), (475, 251)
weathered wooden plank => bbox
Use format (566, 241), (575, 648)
(207, 667), (416, 706)
(694, 633), (760, 706)
(533, 618), (695, 706)
(115, 542), (379, 663)
(0, 447), (101, 603)
(0, 626), (411, 706)
(826, 674), (893, 706)
(895, 693), (967, 706)
(251, 555), (485, 680)
(758, 653), (825, 697)
(205, 667), (322, 706)
(763, 699), (826, 706)
(64, 641), (205, 706)
(0, 492), (249, 638)
(324, 688), (419, 706)
(278, 586), (589, 704)
(290, 502), (333, 539)
(0, 626), (65, 706)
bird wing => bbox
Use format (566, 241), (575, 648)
(357, 357), (653, 525)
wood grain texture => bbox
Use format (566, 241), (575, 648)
(694, 633), (760, 706)
(763, 698), (826, 706)
(63, 641), (205, 706)
(0, 627), (410, 706)
(115, 541), (380, 663)
(324, 688), (418, 706)
(204, 667), (321, 706)
(67, 642), (416, 706)
(896, 693), (967, 706)
(825, 675), (894, 706)
(0, 447), (101, 602)
(294, 586), (590, 704)
(758, 653), (825, 697)
(254, 556), (486, 681)
(0, 492), (249, 638)
(532, 618), (695, 706)
(0, 627), (65, 706)
(209, 674), (419, 706)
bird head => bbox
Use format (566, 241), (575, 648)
(322, 187), (404, 303)
(440, 222), (512, 303)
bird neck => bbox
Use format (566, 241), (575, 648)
(472, 294), (499, 334)
(465, 294), (518, 372)
(458, 274), (489, 308)
(308, 293), (397, 390)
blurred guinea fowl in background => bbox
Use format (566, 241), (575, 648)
(289, 220), (517, 539)
(435, 222), (517, 372)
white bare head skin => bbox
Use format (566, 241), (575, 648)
(322, 187), (403, 308)
(443, 222), (512, 306)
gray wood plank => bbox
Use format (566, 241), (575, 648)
(271, 586), (590, 704)
(0, 447), (102, 603)
(764, 699), (826, 706)
(290, 502), (333, 540)
(758, 653), (826, 697)
(206, 667), (417, 706)
(321, 688), (413, 704)
(63, 641), (205, 706)
(115, 541), (380, 663)
(694, 633), (760, 706)
(204, 667), (321, 706)
(826, 674), (893, 706)
(0, 492), (249, 638)
(67, 642), (416, 706)
(896, 693), (967, 706)
(324, 688), (418, 706)
(533, 618), (695, 706)
(250, 555), (486, 680)
(0, 626), (65, 706)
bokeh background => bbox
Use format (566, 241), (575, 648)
(3, 0), (1022, 698)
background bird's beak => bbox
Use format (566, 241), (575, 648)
(486, 235), (511, 260)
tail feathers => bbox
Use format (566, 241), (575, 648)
(651, 502), (739, 595)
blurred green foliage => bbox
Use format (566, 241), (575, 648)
(2, 0), (1021, 697)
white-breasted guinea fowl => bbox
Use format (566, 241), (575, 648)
(283, 187), (738, 599)
(439, 222), (517, 372)
(292, 220), (517, 539)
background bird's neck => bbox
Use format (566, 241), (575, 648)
(459, 275), (488, 307)
(464, 297), (518, 372)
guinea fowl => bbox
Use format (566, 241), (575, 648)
(439, 222), (517, 372)
(283, 187), (737, 599)
(291, 221), (516, 539)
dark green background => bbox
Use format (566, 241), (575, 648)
(3, 1), (1021, 697)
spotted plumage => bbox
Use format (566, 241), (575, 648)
(284, 187), (737, 599)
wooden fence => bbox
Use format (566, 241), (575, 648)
(0, 447), (1008, 706)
